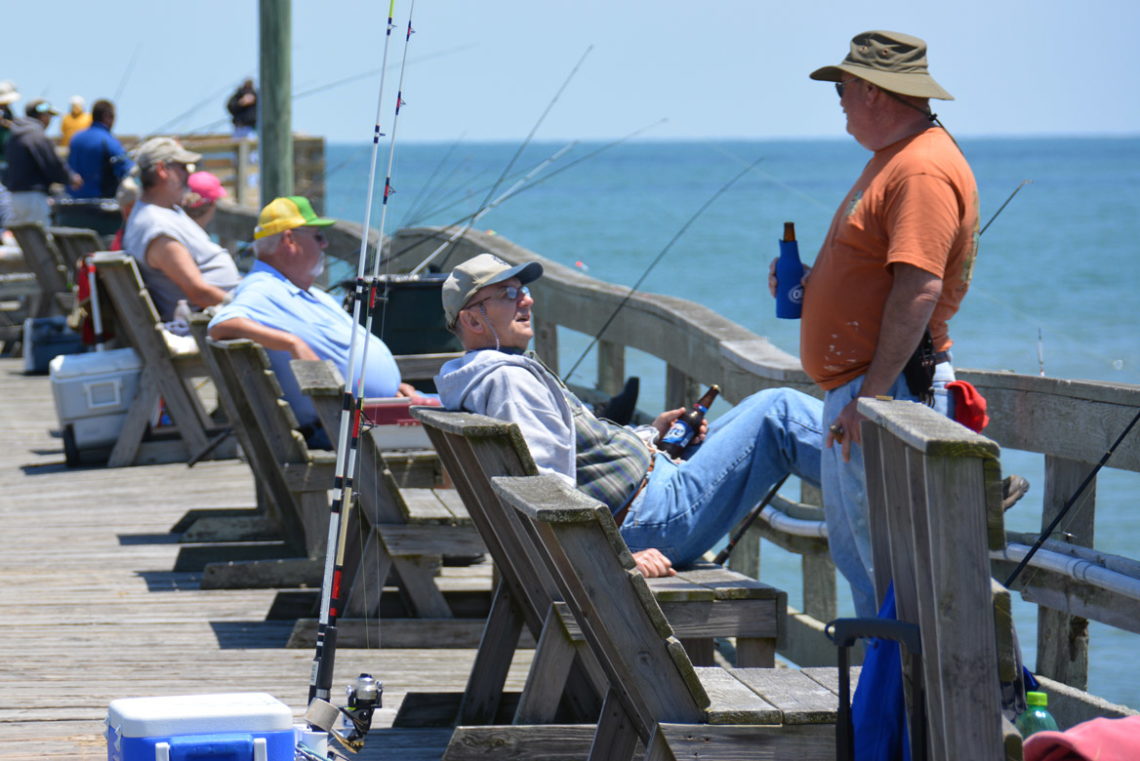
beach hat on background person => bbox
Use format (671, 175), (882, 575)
(69, 95), (86, 112)
(26, 99), (59, 117)
(0, 81), (20, 106)
(186, 171), (228, 206)
(253, 195), (335, 240)
(810, 30), (954, 100)
(133, 136), (202, 173)
(441, 252), (543, 328)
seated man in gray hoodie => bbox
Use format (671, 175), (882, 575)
(435, 253), (825, 577)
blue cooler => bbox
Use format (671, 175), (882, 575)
(105, 692), (295, 761)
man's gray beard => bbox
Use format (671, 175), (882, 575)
(309, 254), (325, 279)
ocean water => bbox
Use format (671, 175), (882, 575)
(323, 136), (1140, 707)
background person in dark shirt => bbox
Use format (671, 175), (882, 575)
(4, 99), (80, 226)
(226, 79), (257, 138)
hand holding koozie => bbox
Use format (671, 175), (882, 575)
(775, 221), (805, 319)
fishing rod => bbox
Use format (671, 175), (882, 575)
(306, 0), (402, 732)
(713, 474), (789, 565)
(979, 179), (1032, 237)
(423, 45), (593, 274)
(563, 155), (765, 381)
(1004, 406), (1140, 589)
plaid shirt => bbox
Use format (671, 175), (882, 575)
(566, 389), (652, 515)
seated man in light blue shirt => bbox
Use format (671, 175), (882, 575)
(208, 196), (417, 443)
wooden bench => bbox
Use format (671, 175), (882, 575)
(487, 474), (840, 761)
(858, 398), (1021, 761)
(89, 252), (232, 467)
(403, 407), (786, 737)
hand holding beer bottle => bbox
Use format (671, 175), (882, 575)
(655, 385), (720, 458)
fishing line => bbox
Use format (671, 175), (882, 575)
(401, 131), (466, 226)
(113, 43), (144, 103)
(308, 0), (402, 708)
(563, 155), (764, 382)
(409, 141), (575, 275)
(386, 118), (666, 269)
(427, 45), (593, 273)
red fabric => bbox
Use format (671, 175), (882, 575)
(1024, 716), (1140, 761)
(946, 379), (989, 432)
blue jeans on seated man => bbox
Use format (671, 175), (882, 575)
(618, 387), (824, 566)
(822, 361), (956, 618)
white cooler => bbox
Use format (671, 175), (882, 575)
(49, 348), (143, 456)
(105, 692), (295, 761)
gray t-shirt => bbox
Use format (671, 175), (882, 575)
(123, 200), (241, 320)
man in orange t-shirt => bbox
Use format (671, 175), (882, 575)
(780, 31), (978, 617)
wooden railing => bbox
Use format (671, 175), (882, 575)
(116, 133), (326, 210)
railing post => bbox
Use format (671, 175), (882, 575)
(798, 482), (836, 623)
(1036, 454), (1096, 691)
(596, 339), (624, 397)
(664, 364), (698, 412)
(532, 315), (559, 376)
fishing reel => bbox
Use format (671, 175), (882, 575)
(304, 673), (383, 754)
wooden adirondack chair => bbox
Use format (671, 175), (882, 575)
(8, 222), (73, 317)
(490, 474), (840, 761)
(282, 358), (491, 649)
(403, 406), (787, 745)
(89, 252), (230, 467)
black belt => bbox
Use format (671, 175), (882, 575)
(933, 351), (952, 364)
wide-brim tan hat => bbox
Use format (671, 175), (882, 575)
(811, 30), (954, 101)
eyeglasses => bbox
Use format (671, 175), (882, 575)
(295, 228), (327, 245)
(466, 285), (530, 311)
(835, 79), (858, 97)
(168, 161), (196, 175)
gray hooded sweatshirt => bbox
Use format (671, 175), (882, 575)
(435, 349), (578, 487)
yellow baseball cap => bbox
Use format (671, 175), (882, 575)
(253, 196), (336, 240)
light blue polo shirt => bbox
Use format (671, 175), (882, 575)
(209, 260), (401, 427)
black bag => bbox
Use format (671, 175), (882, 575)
(902, 329), (936, 406)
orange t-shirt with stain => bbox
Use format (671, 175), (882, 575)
(800, 128), (978, 391)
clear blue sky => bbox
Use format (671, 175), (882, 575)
(7, 1), (1138, 144)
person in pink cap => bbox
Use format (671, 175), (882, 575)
(182, 170), (227, 231)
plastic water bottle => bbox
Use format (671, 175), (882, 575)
(1014, 691), (1059, 737)
(166, 299), (192, 337)
(775, 221), (804, 319)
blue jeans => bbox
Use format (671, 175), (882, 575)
(619, 388), (824, 565)
(822, 362), (955, 617)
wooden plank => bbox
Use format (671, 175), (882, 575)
(652, 723), (834, 761)
(921, 452), (1005, 760)
(729, 668), (839, 725)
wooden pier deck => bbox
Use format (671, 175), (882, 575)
(0, 357), (527, 759)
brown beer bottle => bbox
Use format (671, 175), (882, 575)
(656, 385), (720, 457)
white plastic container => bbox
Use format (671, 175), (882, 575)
(49, 347), (142, 451)
(105, 692), (294, 761)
